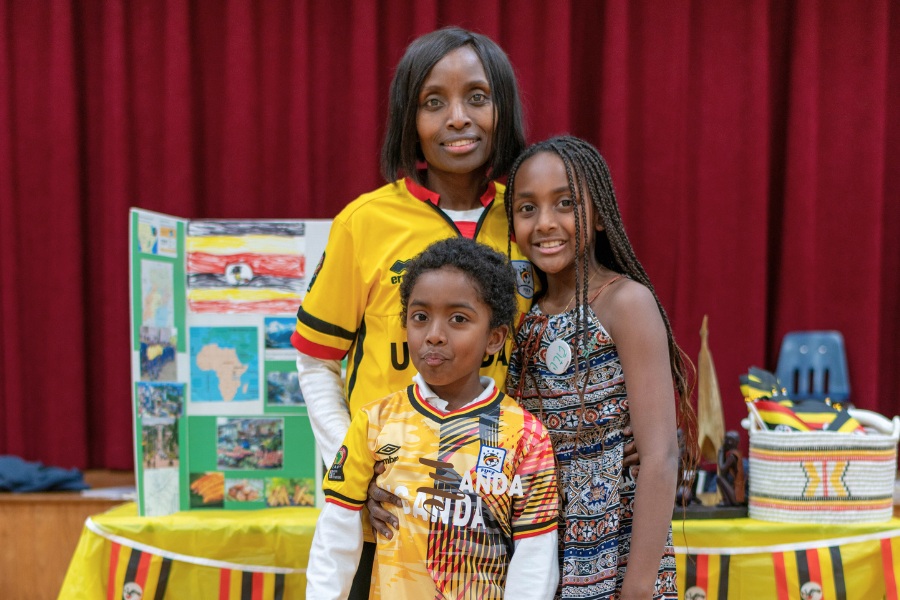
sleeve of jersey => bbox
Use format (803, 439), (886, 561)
(510, 412), (559, 540)
(291, 216), (363, 360)
(321, 406), (376, 510)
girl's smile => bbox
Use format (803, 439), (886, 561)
(512, 151), (603, 279)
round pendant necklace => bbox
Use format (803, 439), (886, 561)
(543, 272), (596, 374)
(543, 271), (624, 375)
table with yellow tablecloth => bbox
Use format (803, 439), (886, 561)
(59, 503), (900, 599)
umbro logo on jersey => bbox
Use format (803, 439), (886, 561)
(377, 443), (400, 456)
(377, 443), (401, 464)
(389, 259), (412, 284)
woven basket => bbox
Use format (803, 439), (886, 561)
(747, 408), (900, 524)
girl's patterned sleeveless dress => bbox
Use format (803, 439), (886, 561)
(508, 300), (677, 600)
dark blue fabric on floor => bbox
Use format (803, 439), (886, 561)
(0, 455), (89, 492)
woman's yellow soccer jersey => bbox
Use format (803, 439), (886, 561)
(322, 378), (558, 598)
(290, 178), (536, 412)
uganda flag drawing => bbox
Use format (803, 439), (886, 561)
(187, 221), (305, 314)
(107, 542), (172, 600)
(218, 568), (285, 600)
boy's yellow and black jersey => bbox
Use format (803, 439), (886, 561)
(323, 379), (558, 598)
(291, 178), (536, 413)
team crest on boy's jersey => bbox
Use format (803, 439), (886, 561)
(511, 260), (534, 299)
(475, 445), (507, 478)
(328, 445), (348, 481)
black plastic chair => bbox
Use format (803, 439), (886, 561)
(775, 331), (850, 402)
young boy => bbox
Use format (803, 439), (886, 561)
(306, 237), (559, 599)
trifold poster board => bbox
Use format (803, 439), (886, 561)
(128, 208), (332, 516)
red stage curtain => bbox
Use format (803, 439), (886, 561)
(2, 0), (898, 469)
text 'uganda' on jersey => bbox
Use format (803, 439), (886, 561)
(324, 382), (558, 599)
(290, 179), (536, 412)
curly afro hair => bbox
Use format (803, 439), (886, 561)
(399, 237), (517, 331)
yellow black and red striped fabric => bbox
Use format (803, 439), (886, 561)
(753, 400), (813, 431)
(322, 381), (558, 598)
(883, 537), (900, 600)
(678, 553), (730, 600)
(773, 546), (849, 600)
(751, 399), (864, 433)
(107, 542), (172, 600)
(217, 569), (285, 600)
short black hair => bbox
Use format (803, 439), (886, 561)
(381, 26), (526, 185)
(399, 237), (517, 331)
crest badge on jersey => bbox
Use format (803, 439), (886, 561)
(476, 445), (507, 478)
(511, 260), (534, 299)
(328, 445), (348, 481)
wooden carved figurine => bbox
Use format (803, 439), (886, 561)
(675, 428), (699, 506)
(716, 430), (746, 506)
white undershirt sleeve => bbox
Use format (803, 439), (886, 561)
(306, 503), (364, 600)
(505, 530), (559, 599)
(296, 352), (350, 462)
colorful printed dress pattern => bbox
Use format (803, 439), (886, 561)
(508, 304), (677, 600)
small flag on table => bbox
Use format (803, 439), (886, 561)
(107, 542), (172, 600)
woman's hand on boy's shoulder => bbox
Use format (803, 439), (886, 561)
(367, 460), (402, 539)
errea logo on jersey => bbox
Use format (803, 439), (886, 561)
(389, 259), (411, 285)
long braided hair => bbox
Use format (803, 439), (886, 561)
(505, 135), (698, 493)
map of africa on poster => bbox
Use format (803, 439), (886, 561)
(190, 326), (259, 402)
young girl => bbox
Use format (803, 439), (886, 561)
(506, 136), (694, 600)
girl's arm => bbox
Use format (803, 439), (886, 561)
(600, 281), (678, 600)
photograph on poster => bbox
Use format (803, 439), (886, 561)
(264, 317), (295, 348)
(190, 326), (259, 402)
(137, 213), (178, 257)
(225, 478), (264, 503)
(141, 417), (179, 469)
(142, 468), (180, 517)
(265, 477), (315, 507)
(266, 371), (304, 406)
(216, 417), (284, 470)
(189, 471), (225, 508)
(139, 326), (177, 381)
(186, 221), (306, 314)
(137, 382), (184, 418)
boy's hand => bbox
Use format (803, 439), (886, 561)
(367, 460), (402, 539)
(622, 425), (640, 471)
